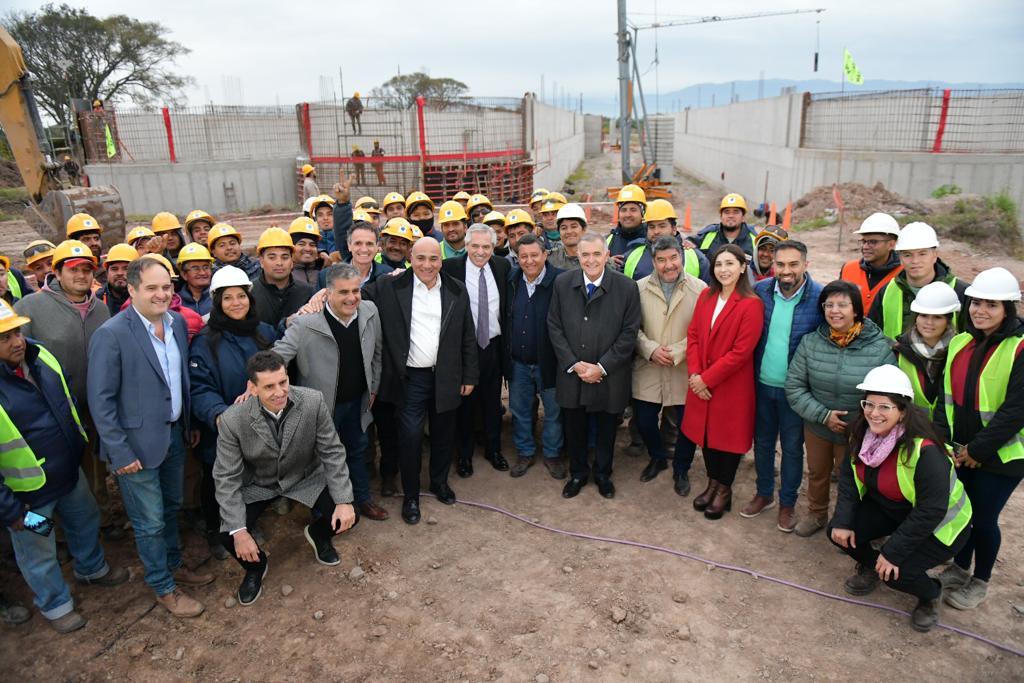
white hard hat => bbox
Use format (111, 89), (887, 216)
(556, 203), (587, 226)
(302, 196), (316, 216)
(210, 265), (252, 293)
(854, 212), (900, 237)
(856, 364), (915, 400)
(894, 222), (939, 251)
(910, 281), (961, 315)
(964, 267), (1022, 302)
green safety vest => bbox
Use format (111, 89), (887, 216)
(6, 272), (21, 300)
(880, 277), (959, 339)
(623, 245), (700, 280)
(700, 231), (718, 250)
(374, 253), (409, 268)
(851, 437), (972, 547)
(943, 332), (1024, 464)
(0, 346), (86, 492)
(896, 352), (936, 417)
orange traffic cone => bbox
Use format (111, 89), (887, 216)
(782, 202), (792, 230)
(768, 201), (777, 226)
(683, 203), (692, 232)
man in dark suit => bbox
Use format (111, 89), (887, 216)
(87, 258), (213, 619)
(442, 224), (511, 477)
(548, 231), (642, 500)
(363, 237), (478, 524)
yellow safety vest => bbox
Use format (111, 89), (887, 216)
(5, 272), (21, 300)
(700, 231), (718, 251)
(943, 332), (1024, 463)
(623, 245), (700, 280)
(851, 437), (972, 546)
(896, 352), (936, 417)
(0, 346), (86, 492)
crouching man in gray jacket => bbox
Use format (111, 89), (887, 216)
(214, 350), (358, 605)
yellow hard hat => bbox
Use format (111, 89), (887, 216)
(310, 194), (336, 215)
(466, 194), (493, 214)
(540, 199), (563, 214)
(151, 211), (182, 233)
(452, 191), (472, 202)
(0, 298), (31, 335)
(141, 253), (177, 277)
(354, 196), (382, 214)
(207, 223), (241, 249)
(256, 227), (295, 253)
(530, 188), (550, 205)
(438, 200), (468, 223)
(405, 191), (435, 213)
(504, 208), (536, 228)
(177, 242), (214, 267)
(644, 199), (678, 223)
(381, 217), (417, 243)
(482, 210), (506, 226)
(547, 191), (568, 205)
(409, 224), (424, 241)
(66, 213), (103, 238)
(104, 243), (140, 265)
(301, 164), (315, 176)
(185, 209), (216, 230)
(382, 192), (406, 210)
(353, 91), (360, 98)
(719, 193), (747, 214)
(0, 254), (8, 271)
(52, 240), (98, 268)
(126, 226), (156, 246)
(288, 216), (321, 241)
(352, 209), (375, 224)
(23, 240), (56, 267)
(615, 184), (647, 207)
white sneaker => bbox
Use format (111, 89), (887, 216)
(944, 576), (988, 610)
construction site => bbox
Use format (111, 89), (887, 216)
(1, 4), (1024, 682)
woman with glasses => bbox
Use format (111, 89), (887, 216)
(933, 267), (1024, 611)
(786, 280), (895, 537)
(829, 365), (972, 632)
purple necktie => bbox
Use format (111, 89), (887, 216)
(477, 266), (489, 348)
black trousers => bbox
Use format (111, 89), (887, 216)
(563, 407), (619, 480)
(827, 496), (963, 601)
(457, 338), (503, 461)
(220, 487), (360, 573)
(703, 448), (743, 487)
(397, 367), (456, 498)
(372, 400), (400, 479)
(200, 461), (219, 541)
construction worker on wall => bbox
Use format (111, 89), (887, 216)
(619, 199), (708, 283)
(22, 241), (55, 290)
(208, 223), (261, 280)
(606, 184), (648, 269)
(185, 210), (217, 248)
(371, 141), (386, 184)
(689, 193), (758, 260)
(352, 146), (367, 185)
(381, 192), (406, 220)
(96, 244), (139, 316)
(437, 201), (469, 259)
(840, 213), (903, 313)
(345, 91), (363, 134)
(301, 164), (320, 201)
(406, 191), (443, 242)
(868, 222), (968, 340)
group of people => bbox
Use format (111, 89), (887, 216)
(0, 177), (1020, 637)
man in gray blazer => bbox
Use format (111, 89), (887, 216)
(214, 351), (357, 605)
(274, 263), (387, 521)
(548, 231), (642, 500)
(87, 258), (213, 619)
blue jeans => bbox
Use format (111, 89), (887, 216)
(117, 423), (185, 596)
(509, 361), (563, 458)
(753, 382), (805, 508)
(333, 398), (370, 504)
(633, 400), (695, 476)
(7, 470), (110, 620)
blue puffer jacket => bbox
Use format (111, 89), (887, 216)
(188, 323), (278, 463)
(753, 274), (825, 376)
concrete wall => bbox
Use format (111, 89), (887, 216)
(584, 115), (603, 158)
(530, 99), (585, 192)
(84, 158), (296, 216)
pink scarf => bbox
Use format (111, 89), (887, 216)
(858, 424), (905, 468)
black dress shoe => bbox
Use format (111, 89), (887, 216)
(486, 452), (509, 471)
(238, 564), (268, 606)
(596, 477), (616, 499)
(562, 477), (587, 498)
(402, 497), (421, 525)
(303, 525), (340, 566)
(429, 483), (457, 505)
(673, 473), (691, 497)
(640, 459), (668, 482)
(456, 458), (473, 478)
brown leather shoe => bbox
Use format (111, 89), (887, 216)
(777, 506), (796, 533)
(174, 566), (215, 587)
(692, 479), (719, 512)
(704, 485), (732, 520)
(156, 589), (205, 618)
(358, 500), (390, 521)
(739, 494), (775, 519)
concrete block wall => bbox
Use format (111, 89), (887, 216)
(530, 99), (585, 194)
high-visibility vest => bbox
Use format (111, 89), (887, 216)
(0, 346), (86, 492)
(623, 245), (700, 280)
(6, 272), (21, 300)
(943, 332), (1024, 464)
(880, 277), (959, 339)
(839, 260), (902, 313)
(700, 231), (718, 251)
(851, 437), (972, 546)
(896, 352), (935, 417)
(440, 241), (463, 260)
(374, 253), (409, 268)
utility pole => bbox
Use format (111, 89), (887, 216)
(617, 0), (631, 182)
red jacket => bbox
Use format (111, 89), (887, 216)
(682, 290), (764, 454)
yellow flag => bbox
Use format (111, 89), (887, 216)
(843, 48), (864, 85)
(104, 123), (116, 158)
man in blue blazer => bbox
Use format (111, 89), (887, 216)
(87, 257), (213, 618)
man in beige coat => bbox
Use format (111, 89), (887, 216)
(632, 236), (707, 495)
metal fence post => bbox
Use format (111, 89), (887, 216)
(416, 96), (427, 189)
(161, 107), (176, 163)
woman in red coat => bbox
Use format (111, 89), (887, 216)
(683, 244), (765, 519)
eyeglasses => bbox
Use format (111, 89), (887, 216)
(860, 239), (889, 247)
(184, 264), (212, 273)
(822, 301), (853, 310)
(860, 400), (898, 415)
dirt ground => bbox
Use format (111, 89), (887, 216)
(2, 147), (1023, 681)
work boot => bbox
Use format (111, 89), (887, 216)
(794, 515), (827, 538)
(174, 566), (215, 587)
(911, 597), (940, 633)
(703, 485), (732, 520)
(692, 479), (719, 512)
(843, 563), (880, 596)
(76, 564), (129, 587)
(510, 456), (534, 478)
(739, 494), (775, 518)
(945, 577), (988, 610)
(935, 563), (971, 590)
(544, 458), (568, 480)
(156, 590), (205, 618)
(48, 610), (87, 634)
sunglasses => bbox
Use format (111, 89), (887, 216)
(23, 243), (54, 259)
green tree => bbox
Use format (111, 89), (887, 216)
(2, 3), (193, 130)
(370, 72), (469, 109)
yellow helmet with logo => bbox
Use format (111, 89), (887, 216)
(104, 243), (140, 265)
(141, 252), (176, 277)
(438, 200), (468, 223)
(310, 194), (336, 215)
(482, 210), (506, 226)
(185, 209), (216, 230)
(381, 217), (417, 243)
(256, 227), (295, 254)
(207, 223), (241, 249)
(547, 191), (567, 205)
(23, 240), (56, 267)
(66, 213), (103, 238)
(382, 192), (406, 211)
(288, 217), (321, 241)
(529, 188), (550, 205)
(52, 240), (98, 268)
(719, 193), (747, 214)
(354, 196), (381, 214)
(504, 208), (536, 228)
(0, 298), (31, 334)
(177, 243), (214, 267)
(151, 211), (182, 233)
(126, 226), (156, 246)
(466, 194), (493, 214)
(452, 191), (472, 203)
(353, 209), (376, 224)
(405, 191), (434, 213)
(644, 199), (678, 223)
(615, 184), (647, 207)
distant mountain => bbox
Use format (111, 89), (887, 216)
(579, 79), (1024, 117)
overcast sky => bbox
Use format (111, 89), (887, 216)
(8, 0), (1024, 108)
